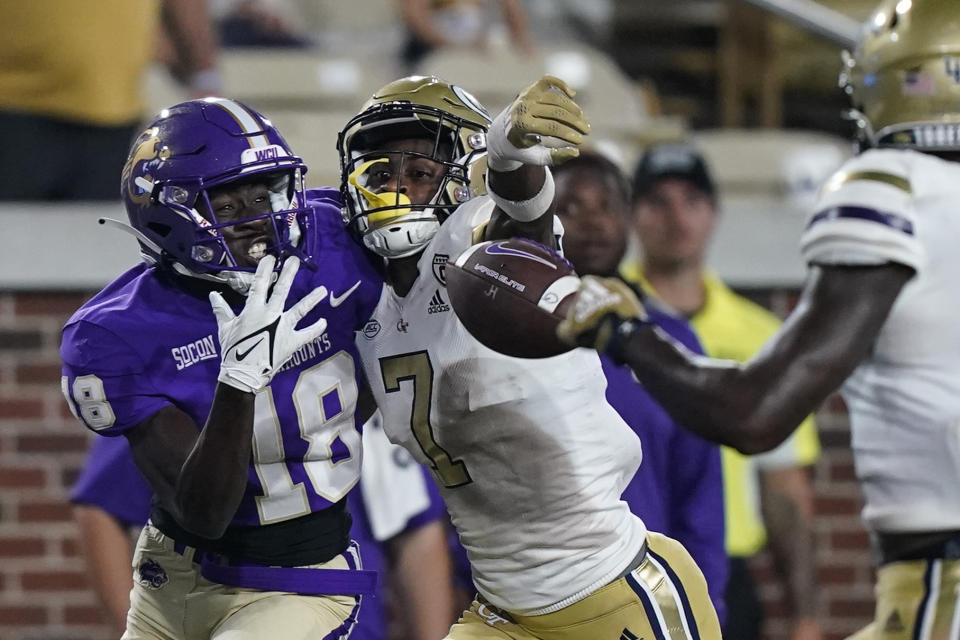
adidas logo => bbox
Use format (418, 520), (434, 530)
(428, 289), (450, 314)
(620, 628), (640, 640)
(883, 610), (904, 633)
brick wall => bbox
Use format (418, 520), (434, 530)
(0, 288), (875, 640)
(0, 290), (109, 640)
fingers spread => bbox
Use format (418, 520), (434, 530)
(268, 256), (300, 312)
(208, 291), (235, 324)
(288, 285), (328, 325)
(247, 254), (277, 305)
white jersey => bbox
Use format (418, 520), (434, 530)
(359, 412), (436, 541)
(355, 197), (647, 614)
(801, 148), (960, 534)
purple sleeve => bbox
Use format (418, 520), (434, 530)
(70, 435), (153, 528)
(606, 307), (727, 621)
(666, 421), (727, 622)
(650, 309), (727, 621)
(61, 320), (172, 436)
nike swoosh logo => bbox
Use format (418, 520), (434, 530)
(330, 281), (361, 308)
(235, 337), (264, 361)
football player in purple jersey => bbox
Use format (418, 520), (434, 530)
(70, 420), (458, 640)
(551, 151), (727, 620)
(60, 98), (385, 640)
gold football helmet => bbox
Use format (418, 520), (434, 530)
(337, 76), (491, 258)
(841, 0), (960, 150)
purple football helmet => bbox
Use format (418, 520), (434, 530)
(121, 98), (312, 290)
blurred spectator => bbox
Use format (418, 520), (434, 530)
(398, 0), (535, 71)
(70, 415), (458, 639)
(212, 0), (310, 48)
(622, 143), (822, 640)
(0, 0), (219, 201)
(552, 151), (728, 621)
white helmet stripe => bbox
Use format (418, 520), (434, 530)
(207, 98), (271, 148)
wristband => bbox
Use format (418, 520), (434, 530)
(487, 169), (555, 222)
(607, 317), (651, 365)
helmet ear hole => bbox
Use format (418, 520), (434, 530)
(147, 222), (172, 237)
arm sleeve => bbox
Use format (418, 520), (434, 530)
(667, 426), (728, 624)
(651, 310), (728, 620)
(800, 149), (923, 271)
(61, 321), (172, 436)
(69, 435), (153, 528)
(358, 413), (446, 542)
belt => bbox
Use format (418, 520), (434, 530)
(877, 530), (960, 565)
(171, 538), (377, 596)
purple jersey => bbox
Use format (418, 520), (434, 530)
(70, 420), (447, 640)
(602, 305), (728, 623)
(61, 189), (383, 528)
(71, 435), (153, 528)
(348, 416), (448, 639)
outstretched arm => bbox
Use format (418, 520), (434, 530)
(559, 263), (913, 453)
(484, 75), (589, 247)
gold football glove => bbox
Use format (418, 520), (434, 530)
(486, 75), (591, 171)
(556, 276), (648, 353)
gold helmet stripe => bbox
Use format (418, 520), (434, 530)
(206, 98), (271, 149)
(823, 170), (912, 195)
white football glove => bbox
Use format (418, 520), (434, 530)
(485, 74), (591, 172)
(210, 255), (328, 393)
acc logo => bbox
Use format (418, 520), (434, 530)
(122, 129), (171, 206)
(362, 320), (381, 340)
(137, 558), (169, 590)
(432, 254), (449, 285)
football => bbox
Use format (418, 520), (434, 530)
(445, 237), (581, 358)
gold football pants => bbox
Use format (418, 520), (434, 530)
(122, 524), (360, 640)
(847, 558), (960, 640)
(447, 532), (721, 640)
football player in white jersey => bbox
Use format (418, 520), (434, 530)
(338, 75), (722, 639)
(559, 1), (960, 638)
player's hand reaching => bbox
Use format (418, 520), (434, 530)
(486, 74), (591, 171)
(210, 255), (328, 393)
(556, 276), (648, 353)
